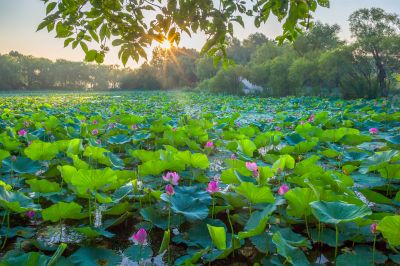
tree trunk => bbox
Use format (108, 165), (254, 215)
(372, 47), (388, 97)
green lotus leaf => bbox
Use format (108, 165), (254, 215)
(190, 153), (209, 169)
(173, 219), (226, 248)
(238, 204), (277, 239)
(272, 231), (310, 266)
(340, 134), (372, 146)
(1, 156), (42, 174)
(140, 206), (182, 230)
(238, 139), (257, 157)
(310, 201), (371, 224)
(24, 140), (59, 161)
(285, 133), (306, 145)
(285, 187), (318, 218)
(158, 229), (171, 254)
(336, 246), (387, 266)
(42, 201), (85, 222)
(57, 165), (78, 183)
(386, 135), (400, 145)
(378, 164), (400, 179)
(26, 179), (61, 193)
(321, 127), (359, 142)
(131, 149), (160, 162)
(105, 152), (125, 169)
(359, 150), (399, 173)
(0, 226), (36, 239)
(272, 154), (295, 173)
(0, 251), (50, 266)
(235, 182), (275, 204)
(70, 247), (121, 266)
(377, 215), (400, 246)
(359, 189), (392, 205)
(292, 141), (317, 154)
(107, 134), (131, 145)
(0, 132), (21, 151)
(55, 139), (83, 155)
(207, 224), (227, 250)
(0, 180), (12, 191)
(74, 226), (115, 238)
(124, 245), (153, 262)
(71, 168), (118, 195)
(0, 186), (38, 213)
(169, 186), (211, 221)
(0, 149), (10, 163)
(83, 145), (110, 165)
(70, 154), (90, 170)
(138, 160), (169, 176)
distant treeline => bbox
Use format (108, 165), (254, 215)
(1, 8), (399, 98)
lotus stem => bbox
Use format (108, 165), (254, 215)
(168, 200), (171, 266)
(88, 197), (92, 225)
(372, 234), (377, 265)
(59, 220), (63, 242)
(227, 210), (235, 257)
(335, 224), (339, 262)
(1, 211), (10, 250)
(249, 202), (252, 216)
(305, 215), (311, 239)
(211, 196), (215, 219)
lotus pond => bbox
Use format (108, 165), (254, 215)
(0, 92), (400, 266)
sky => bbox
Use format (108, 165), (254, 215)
(0, 0), (399, 68)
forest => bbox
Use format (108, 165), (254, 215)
(0, 8), (399, 98)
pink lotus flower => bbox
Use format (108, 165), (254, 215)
(92, 120), (98, 125)
(275, 126), (281, 131)
(18, 129), (27, 136)
(162, 172), (180, 185)
(96, 139), (101, 145)
(308, 114), (315, 123)
(11, 155), (17, 162)
(131, 124), (138, 130)
(300, 121), (305, 125)
(369, 128), (378, 135)
(109, 123), (116, 129)
(370, 223), (377, 234)
(131, 228), (147, 245)
(91, 129), (99, 136)
(205, 141), (214, 149)
(172, 127), (177, 132)
(26, 210), (35, 219)
(165, 184), (175, 195)
(246, 162), (258, 172)
(230, 154), (237, 160)
(278, 184), (289, 195)
(207, 180), (219, 194)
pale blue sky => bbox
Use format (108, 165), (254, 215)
(0, 0), (399, 67)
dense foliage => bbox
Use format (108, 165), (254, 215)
(2, 8), (400, 98)
(0, 51), (125, 91)
(37, 0), (330, 65)
(0, 92), (400, 265)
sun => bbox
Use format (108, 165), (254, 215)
(160, 39), (172, 49)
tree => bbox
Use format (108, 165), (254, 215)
(37, 0), (330, 65)
(293, 22), (343, 56)
(0, 54), (23, 90)
(349, 8), (400, 97)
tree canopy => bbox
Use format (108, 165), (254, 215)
(37, 0), (330, 65)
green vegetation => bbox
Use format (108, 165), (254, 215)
(0, 92), (400, 265)
(1, 8), (400, 98)
(37, 0), (330, 65)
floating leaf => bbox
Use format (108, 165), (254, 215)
(310, 201), (371, 224)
